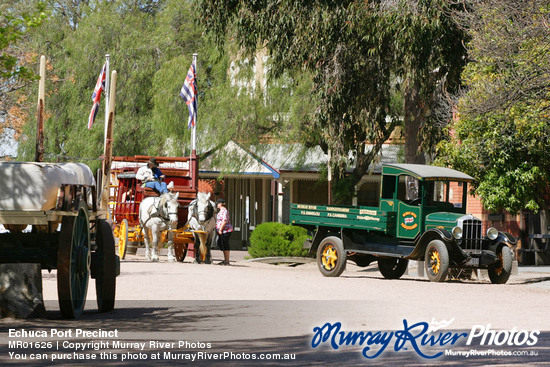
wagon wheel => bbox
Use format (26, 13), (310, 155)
(174, 243), (188, 262)
(316, 236), (346, 277)
(117, 219), (129, 259)
(57, 203), (90, 319)
(94, 219), (117, 312)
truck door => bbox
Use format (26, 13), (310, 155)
(396, 175), (421, 239)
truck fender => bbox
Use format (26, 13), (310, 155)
(487, 232), (516, 253)
(308, 227), (329, 255)
(407, 228), (453, 260)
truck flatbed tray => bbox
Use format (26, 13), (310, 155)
(290, 203), (395, 233)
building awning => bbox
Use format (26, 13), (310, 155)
(199, 140), (403, 180)
(200, 141), (280, 179)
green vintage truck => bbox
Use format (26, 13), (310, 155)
(290, 164), (516, 284)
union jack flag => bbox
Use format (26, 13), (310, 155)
(179, 64), (197, 129)
(88, 64), (106, 130)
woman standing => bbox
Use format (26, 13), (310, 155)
(216, 199), (233, 265)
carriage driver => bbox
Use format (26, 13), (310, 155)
(136, 157), (174, 194)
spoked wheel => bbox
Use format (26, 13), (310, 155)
(378, 257), (409, 279)
(93, 219), (117, 312)
(317, 236), (346, 277)
(57, 203), (90, 319)
(488, 245), (513, 284)
(424, 240), (449, 282)
(174, 243), (188, 262)
(117, 219), (129, 259)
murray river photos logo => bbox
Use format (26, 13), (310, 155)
(310, 319), (540, 359)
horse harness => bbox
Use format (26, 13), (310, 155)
(141, 195), (178, 228)
(189, 200), (214, 222)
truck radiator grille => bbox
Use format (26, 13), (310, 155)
(462, 219), (483, 251)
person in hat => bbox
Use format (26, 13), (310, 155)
(215, 198), (233, 265)
(136, 157), (173, 194)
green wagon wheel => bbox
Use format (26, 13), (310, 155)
(57, 203), (90, 319)
(94, 219), (117, 312)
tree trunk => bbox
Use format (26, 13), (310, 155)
(404, 81), (426, 164)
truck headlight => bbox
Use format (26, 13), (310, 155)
(452, 226), (462, 240)
(486, 227), (498, 240)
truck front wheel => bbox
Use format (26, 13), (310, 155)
(424, 240), (450, 282)
(317, 236), (346, 277)
(378, 258), (409, 279)
(488, 245), (513, 284)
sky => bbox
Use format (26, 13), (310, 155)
(0, 127), (18, 157)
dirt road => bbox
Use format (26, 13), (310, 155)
(2, 250), (550, 366)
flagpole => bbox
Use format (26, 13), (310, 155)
(190, 53), (198, 191)
(192, 53), (197, 154)
(104, 54), (110, 148)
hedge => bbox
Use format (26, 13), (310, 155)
(248, 222), (309, 258)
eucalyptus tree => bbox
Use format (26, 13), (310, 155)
(197, 0), (467, 201)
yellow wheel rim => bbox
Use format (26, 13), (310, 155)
(321, 244), (338, 270)
(429, 249), (441, 274)
(118, 220), (127, 259)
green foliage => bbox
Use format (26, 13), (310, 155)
(437, 0), (550, 213)
(11, 0), (299, 172)
(198, 0), (468, 202)
(248, 222), (309, 258)
(0, 1), (46, 80)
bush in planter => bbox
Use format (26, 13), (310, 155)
(248, 222), (309, 258)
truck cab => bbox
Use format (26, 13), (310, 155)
(380, 164), (471, 240)
(290, 164), (516, 284)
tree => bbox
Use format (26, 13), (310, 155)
(13, 0), (290, 171)
(437, 0), (550, 213)
(0, 1), (46, 139)
(197, 0), (467, 202)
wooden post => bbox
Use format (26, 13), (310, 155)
(100, 70), (117, 212)
(34, 55), (46, 162)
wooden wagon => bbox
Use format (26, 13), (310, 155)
(109, 155), (200, 261)
(0, 162), (119, 318)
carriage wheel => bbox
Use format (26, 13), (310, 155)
(117, 219), (129, 259)
(57, 203), (90, 319)
(94, 219), (117, 312)
(174, 243), (188, 262)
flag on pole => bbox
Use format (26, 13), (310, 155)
(180, 64), (197, 129)
(88, 64), (106, 130)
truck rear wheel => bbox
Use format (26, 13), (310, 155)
(378, 258), (409, 279)
(317, 236), (346, 277)
(488, 245), (513, 284)
(424, 240), (449, 282)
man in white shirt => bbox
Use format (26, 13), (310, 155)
(136, 157), (173, 194)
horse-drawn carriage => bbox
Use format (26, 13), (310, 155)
(109, 155), (214, 263)
(0, 162), (118, 318)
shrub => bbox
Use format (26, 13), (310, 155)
(248, 222), (309, 258)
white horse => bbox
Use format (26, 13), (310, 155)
(139, 192), (180, 262)
(187, 192), (216, 264)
